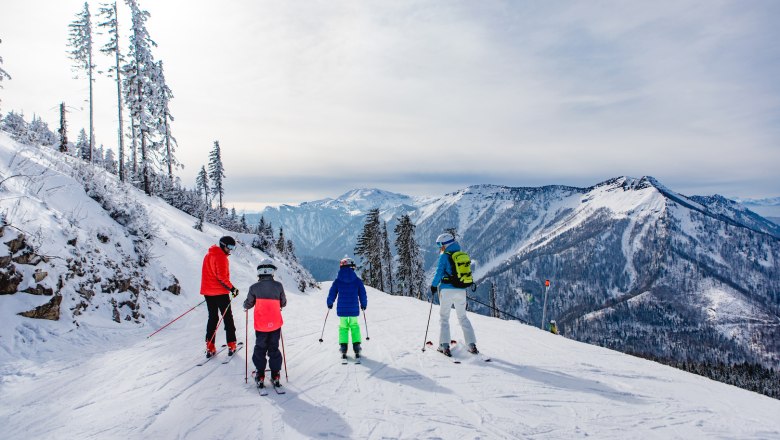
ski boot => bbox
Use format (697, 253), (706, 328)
(467, 343), (479, 354)
(353, 342), (361, 359)
(254, 373), (265, 388)
(437, 344), (452, 357)
(227, 341), (238, 356)
(271, 371), (282, 388)
(205, 341), (217, 358)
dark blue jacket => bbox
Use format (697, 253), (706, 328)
(327, 267), (367, 317)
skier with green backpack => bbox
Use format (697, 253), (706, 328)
(430, 232), (478, 357)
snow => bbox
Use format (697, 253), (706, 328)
(1, 139), (779, 439)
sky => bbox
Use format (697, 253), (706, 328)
(1, 0), (779, 211)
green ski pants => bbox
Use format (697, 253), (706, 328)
(339, 316), (362, 344)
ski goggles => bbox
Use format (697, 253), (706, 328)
(225, 244), (236, 250)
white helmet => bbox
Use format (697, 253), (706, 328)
(257, 258), (277, 276)
(340, 256), (356, 268)
(436, 232), (456, 247)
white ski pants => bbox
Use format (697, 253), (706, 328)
(438, 288), (476, 347)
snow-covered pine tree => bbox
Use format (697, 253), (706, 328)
(151, 60), (177, 180)
(98, 1), (126, 181)
(59, 102), (68, 153)
(195, 165), (209, 205)
(27, 115), (57, 147)
(381, 221), (393, 294)
(124, 0), (158, 195)
(104, 147), (117, 174)
(0, 38), (11, 113)
(276, 226), (286, 253)
(76, 128), (89, 160)
(286, 239), (297, 261)
(207, 141), (226, 212)
(355, 208), (383, 289)
(68, 2), (95, 162)
(393, 214), (425, 299)
(1, 111), (28, 142)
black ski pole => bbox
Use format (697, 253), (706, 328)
(362, 310), (370, 341)
(318, 309), (330, 342)
(281, 328), (288, 381)
(422, 287), (436, 352)
(466, 294), (529, 325)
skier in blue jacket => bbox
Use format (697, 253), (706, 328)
(327, 257), (368, 359)
(431, 232), (478, 357)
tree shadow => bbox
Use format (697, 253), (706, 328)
(358, 357), (453, 394)
(486, 358), (648, 404)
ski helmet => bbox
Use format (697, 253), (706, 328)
(257, 258), (277, 276)
(219, 236), (236, 250)
(435, 233), (455, 247)
(340, 256), (356, 268)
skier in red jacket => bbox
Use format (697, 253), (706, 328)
(243, 258), (287, 388)
(200, 236), (240, 358)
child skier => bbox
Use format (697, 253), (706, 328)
(243, 259), (287, 389)
(327, 257), (367, 359)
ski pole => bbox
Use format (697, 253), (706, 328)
(147, 299), (205, 339)
(541, 280), (550, 330)
(245, 308), (249, 384)
(281, 328), (288, 382)
(422, 287), (436, 352)
(362, 310), (370, 341)
(466, 294), (530, 325)
(318, 309), (330, 342)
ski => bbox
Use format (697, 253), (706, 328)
(272, 382), (286, 394)
(196, 345), (228, 366)
(257, 383), (268, 396)
(222, 342), (245, 364)
(354, 354), (362, 364)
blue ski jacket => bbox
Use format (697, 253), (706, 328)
(431, 241), (462, 289)
(327, 267), (367, 317)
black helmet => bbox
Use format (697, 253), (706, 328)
(219, 236), (236, 249)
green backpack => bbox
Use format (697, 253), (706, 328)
(444, 250), (474, 288)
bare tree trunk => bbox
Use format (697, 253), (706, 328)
(59, 102), (68, 153)
(88, 48), (94, 163)
(164, 113), (172, 180)
(115, 2), (125, 182)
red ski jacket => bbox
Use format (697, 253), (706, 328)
(200, 245), (234, 295)
(243, 276), (286, 332)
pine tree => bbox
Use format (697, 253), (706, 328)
(207, 141), (226, 211)
(124, 0), (158, 195)
(276, 226), (286, 254)
(76, 129), (89, 159)
(58, 102), (68, 153)
(104, 147), (117, 174)
(153, 60), (177, 180)
(240, 213), (248, 233)
(0, 38), (11, 113)
(381, 221), (393, 293)
(393, 214), (425, 298)
(195, 165), (209, 205)
(355, 209), (383, 289)
(98, 1), (126, 181)
(68, 2), (95, 162)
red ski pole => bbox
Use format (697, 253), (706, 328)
(207, 297), (235, 349)
(147, 299), (205, 339)
(281, 328), (288, 382)
(245, 308), (249, 384)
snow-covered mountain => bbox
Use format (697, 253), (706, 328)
(259, 176), (780, 377)
(1, 133), (779, 438)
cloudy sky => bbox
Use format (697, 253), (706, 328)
(1, 0), (779, 211)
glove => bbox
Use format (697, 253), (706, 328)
(361, 306), (366, 311)
(327, 304), (333, 309)
(430, 286), (437, 295)
(230, 287), (239, 298)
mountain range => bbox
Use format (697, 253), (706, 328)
(255, 177), (780, 374)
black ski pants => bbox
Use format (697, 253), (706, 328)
(253, 328), (282, 378)
(205, 294), (237, 344)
